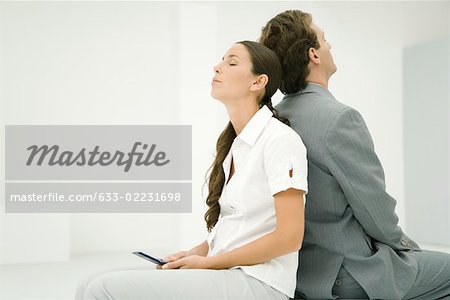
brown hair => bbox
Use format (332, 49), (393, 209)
(259, 10), (319, 94)
(204, 40), (289, 232)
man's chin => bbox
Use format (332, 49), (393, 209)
(331, 66), (337, 76)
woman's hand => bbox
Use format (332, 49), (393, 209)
(165, 250), (193, 262)
(160, 255), (211, 270)
(155, 250), (192, 270)
(156, 240), (209, 269)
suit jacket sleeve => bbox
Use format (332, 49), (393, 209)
(325, 107), (419, 251)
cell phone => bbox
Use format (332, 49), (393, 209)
(132, 251), (167, 265)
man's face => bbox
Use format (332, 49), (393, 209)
(311, 22), (337, 78)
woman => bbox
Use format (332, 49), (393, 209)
(79, 41), (308, 300)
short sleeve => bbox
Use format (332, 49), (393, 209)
(264, 132), (308, 197)
(206, 221), (219, 252)
(206, 227), (216, 245)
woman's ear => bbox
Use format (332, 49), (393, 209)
(250, 74), (268, 92)
(308, 47), (320, 64)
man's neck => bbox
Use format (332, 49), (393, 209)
(308, 81), (328, 89)
(305, 73), (329, 89)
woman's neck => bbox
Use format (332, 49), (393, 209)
(225, 99), (259, 136)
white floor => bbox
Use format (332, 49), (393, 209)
(0, 251), (160, 300)
(0, 245), (449, 300)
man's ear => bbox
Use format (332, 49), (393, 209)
(250, 74), (268, 92)
(308, 47), (320, 64)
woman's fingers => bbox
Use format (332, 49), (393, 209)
(164, 251), (189, 262)
(162, 259), (183, 269)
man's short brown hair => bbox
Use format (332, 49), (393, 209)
(260, 10), (319, 94)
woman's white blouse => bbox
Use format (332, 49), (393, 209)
(206, 105), (308, 298)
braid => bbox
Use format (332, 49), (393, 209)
(204, 122), (236, 232)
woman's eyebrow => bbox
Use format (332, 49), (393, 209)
(222, 54), (240, 60)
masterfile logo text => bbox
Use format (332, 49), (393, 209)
(5, 125), (192, 213)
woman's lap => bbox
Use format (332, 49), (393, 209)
(77, 267), (288, 300)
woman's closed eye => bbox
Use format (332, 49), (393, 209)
(229, 59), (238, 66)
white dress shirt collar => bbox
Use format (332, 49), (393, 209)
(236, 105), (273, 147)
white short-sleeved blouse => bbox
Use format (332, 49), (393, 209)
(207, 105), (308, 298)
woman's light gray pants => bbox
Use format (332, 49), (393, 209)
(76, 266), (289, 300)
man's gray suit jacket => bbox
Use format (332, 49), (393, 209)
(276, 83), (421, 299)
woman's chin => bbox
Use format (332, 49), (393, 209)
(210, 92), (223, 102)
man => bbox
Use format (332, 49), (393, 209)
(260, 10), (450, 300)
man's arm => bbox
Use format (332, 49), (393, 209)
(326, 107), (419, 250)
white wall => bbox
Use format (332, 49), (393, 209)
(177, 3), (222, 249)
(1, 1), (449, 264)
(0, 2), (183, 263)
(404, 36), (450, 248)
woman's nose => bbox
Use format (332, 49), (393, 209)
(213, 64), (221, 74)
